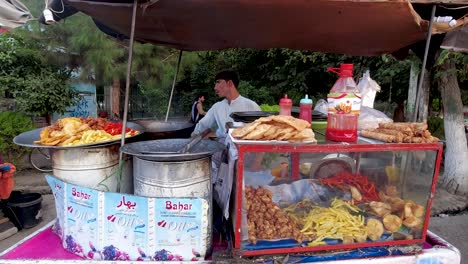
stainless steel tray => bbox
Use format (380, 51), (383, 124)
(13, 122), (145, 149)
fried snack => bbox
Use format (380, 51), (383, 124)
(374, 128), (404, 142)
(245, 186), (304, 244)
(271, 115), (311, 131)
(368, 201), (391, 217)
(349, 186), (362, 201)
(231, 121), (261, 138)
(385, 185), (398, 197)
(388, 197), (405, 212)
(378, 122), (414, 133)
(402, 215), (423, 229)
(289, 128), (316, 142)
(411, 204), (425, 218)
(34, 117), (136, 146)
(402, 202), (414, 219)
(263, 124), (289, 140)
(366, 218), (384, 241)
(302, 199), (367, 245)
(362, 122), (438, 143)
(361, 130), (396, 143)
(232, 115), (316, 142)
(243, 124), (272, 140)
(383, 214), (402, 232)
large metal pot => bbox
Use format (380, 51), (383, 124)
(132, 120), (195, 140)
(121, 138), (224, 255)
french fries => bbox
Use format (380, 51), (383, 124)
(299, 198), (368, 246)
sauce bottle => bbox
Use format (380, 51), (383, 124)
(299, 95), (313, 123)
(325, 63), (361, 142)
(279, 94), (292, 116)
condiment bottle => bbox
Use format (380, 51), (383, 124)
(279, 94), (292, 116)
(325, 63), (361, 142)
(299, 95), (313, 123)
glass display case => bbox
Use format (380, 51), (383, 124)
(231, 137), (443, 256)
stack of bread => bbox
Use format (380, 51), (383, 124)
(361, 122), (438, 143)
(231, 115), (316, 143)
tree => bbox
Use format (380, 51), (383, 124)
(436, 50), (468, 195)
(0, 34), (77, 124)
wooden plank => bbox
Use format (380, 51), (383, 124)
(0, 221), (18, 241)
(0, 216), (10, 225)
(411, 0), (468, 4)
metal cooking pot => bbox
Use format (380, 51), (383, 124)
(120, 138), (225, 162)
(132, 119), (195, 140)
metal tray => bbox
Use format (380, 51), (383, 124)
(120, 138), (225, 162)
(13, 122), (145, 149)
(230, 110), (327, 123)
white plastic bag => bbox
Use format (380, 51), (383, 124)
(358, 70), (381, 108)
(358, 106), (393, 130)
(314, 99), (328, 115)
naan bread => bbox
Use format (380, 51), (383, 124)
(271, 115), (310, 131)
(243, 124), (272, 140)
(231, 121), (261, 138)
(231, 115), (316, 143)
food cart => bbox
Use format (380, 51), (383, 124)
(1, 0), (466, 263)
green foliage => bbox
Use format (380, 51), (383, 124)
(259, 104), (280, 112)
(0, 34), (78, 118)
(434, 50), (468, 82)
(0, 112), (34, 168)
(427, 116), (445, 140)
(178, 49), (419, 113)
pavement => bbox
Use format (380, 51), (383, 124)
(0, 168), (467, 263)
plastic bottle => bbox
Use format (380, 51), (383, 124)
(325, 63), (361, 142)
(299, 95), (313, 123)
(279, 94), (292, 116)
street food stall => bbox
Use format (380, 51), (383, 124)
(1, 0), (467, 263)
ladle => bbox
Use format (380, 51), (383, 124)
(139, 128), (212, 155)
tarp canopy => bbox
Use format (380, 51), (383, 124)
(0, 0), (33, 31)
(42, 0), (438, 56)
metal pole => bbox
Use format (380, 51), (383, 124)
(117, 0), (138, 192)
(413, 5), (436, 122)
(165, 50), (183, 122)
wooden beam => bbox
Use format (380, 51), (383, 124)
(411, 0), (468, 4)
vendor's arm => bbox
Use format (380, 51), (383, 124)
(191, 107), (215, 136)
(197, 103), (206, 116)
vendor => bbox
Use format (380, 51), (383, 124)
(191, 69), (260, 141)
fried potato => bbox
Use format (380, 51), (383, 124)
(402, 215), (422, 229)
(366, 218), (384, 241)
(383, 214), (402, 232)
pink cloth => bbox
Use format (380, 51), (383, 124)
(1, 227), (81, 260)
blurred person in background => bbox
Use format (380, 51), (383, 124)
(191, 95), (206, 124)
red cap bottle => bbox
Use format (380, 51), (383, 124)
(279, 95), (292, 116)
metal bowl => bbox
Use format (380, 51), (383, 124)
(132, 120), (195, 140)
(120, 138), (225, 162)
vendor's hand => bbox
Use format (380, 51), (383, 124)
(207, 132), (217, 138)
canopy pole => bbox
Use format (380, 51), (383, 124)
(165, 50), (183, 122)
(117, 0), (138, 192)
(413, 4), (436, 122)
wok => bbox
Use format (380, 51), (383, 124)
(132, 119), (195, 140)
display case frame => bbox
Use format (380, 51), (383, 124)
(232, 138), (443, 256)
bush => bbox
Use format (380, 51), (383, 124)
(0, 111), (34, 168)
(427, 116), (445, 140)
